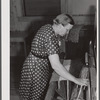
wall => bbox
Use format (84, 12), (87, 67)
(10, 0), (31, 31)
(10, 0), (96, 31)
(70, 0), (96, 24)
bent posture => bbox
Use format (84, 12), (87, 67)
(19, 14), (88, 100)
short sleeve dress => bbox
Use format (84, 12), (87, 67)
(19, 24), (60, 100)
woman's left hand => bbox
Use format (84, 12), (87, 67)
(75, 78), (89, 86)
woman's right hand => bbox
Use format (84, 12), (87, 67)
(74, 78), (89, 87)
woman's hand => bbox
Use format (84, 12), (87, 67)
(49, 54), (89, 87)
(74, 78), (89, 86)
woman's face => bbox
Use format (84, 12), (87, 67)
(58, 23), (73, 36)
(53, 17), (73, 36)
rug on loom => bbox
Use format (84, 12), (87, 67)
(66, 25), (84, 43)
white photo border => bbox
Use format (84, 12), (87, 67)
(1, 0), (99, 100)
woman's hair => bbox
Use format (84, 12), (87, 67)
(53, 13), (75, 26)
(65, 14), (75, 25)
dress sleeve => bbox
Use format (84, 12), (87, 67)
(45, 33), (60, 56)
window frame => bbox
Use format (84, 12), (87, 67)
(16, 0), (68, 21)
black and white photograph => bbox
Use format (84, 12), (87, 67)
(1, 0), (98, 100)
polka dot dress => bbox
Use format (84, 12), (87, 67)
(19, 24), (60, 100)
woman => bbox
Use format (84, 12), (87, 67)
(19, 14), (88, 100)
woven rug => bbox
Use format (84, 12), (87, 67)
(66, 25), (84, 43)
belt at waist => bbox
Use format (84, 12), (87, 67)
(30, 51), (48, 59)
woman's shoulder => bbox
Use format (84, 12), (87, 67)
(36, 24), (55, 39)
(41, 24), (52, 30)
(40, 24), (54, 35)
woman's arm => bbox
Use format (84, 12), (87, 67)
(48, 54), (88, 86)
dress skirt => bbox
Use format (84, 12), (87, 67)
(19, 52), (52, 100)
